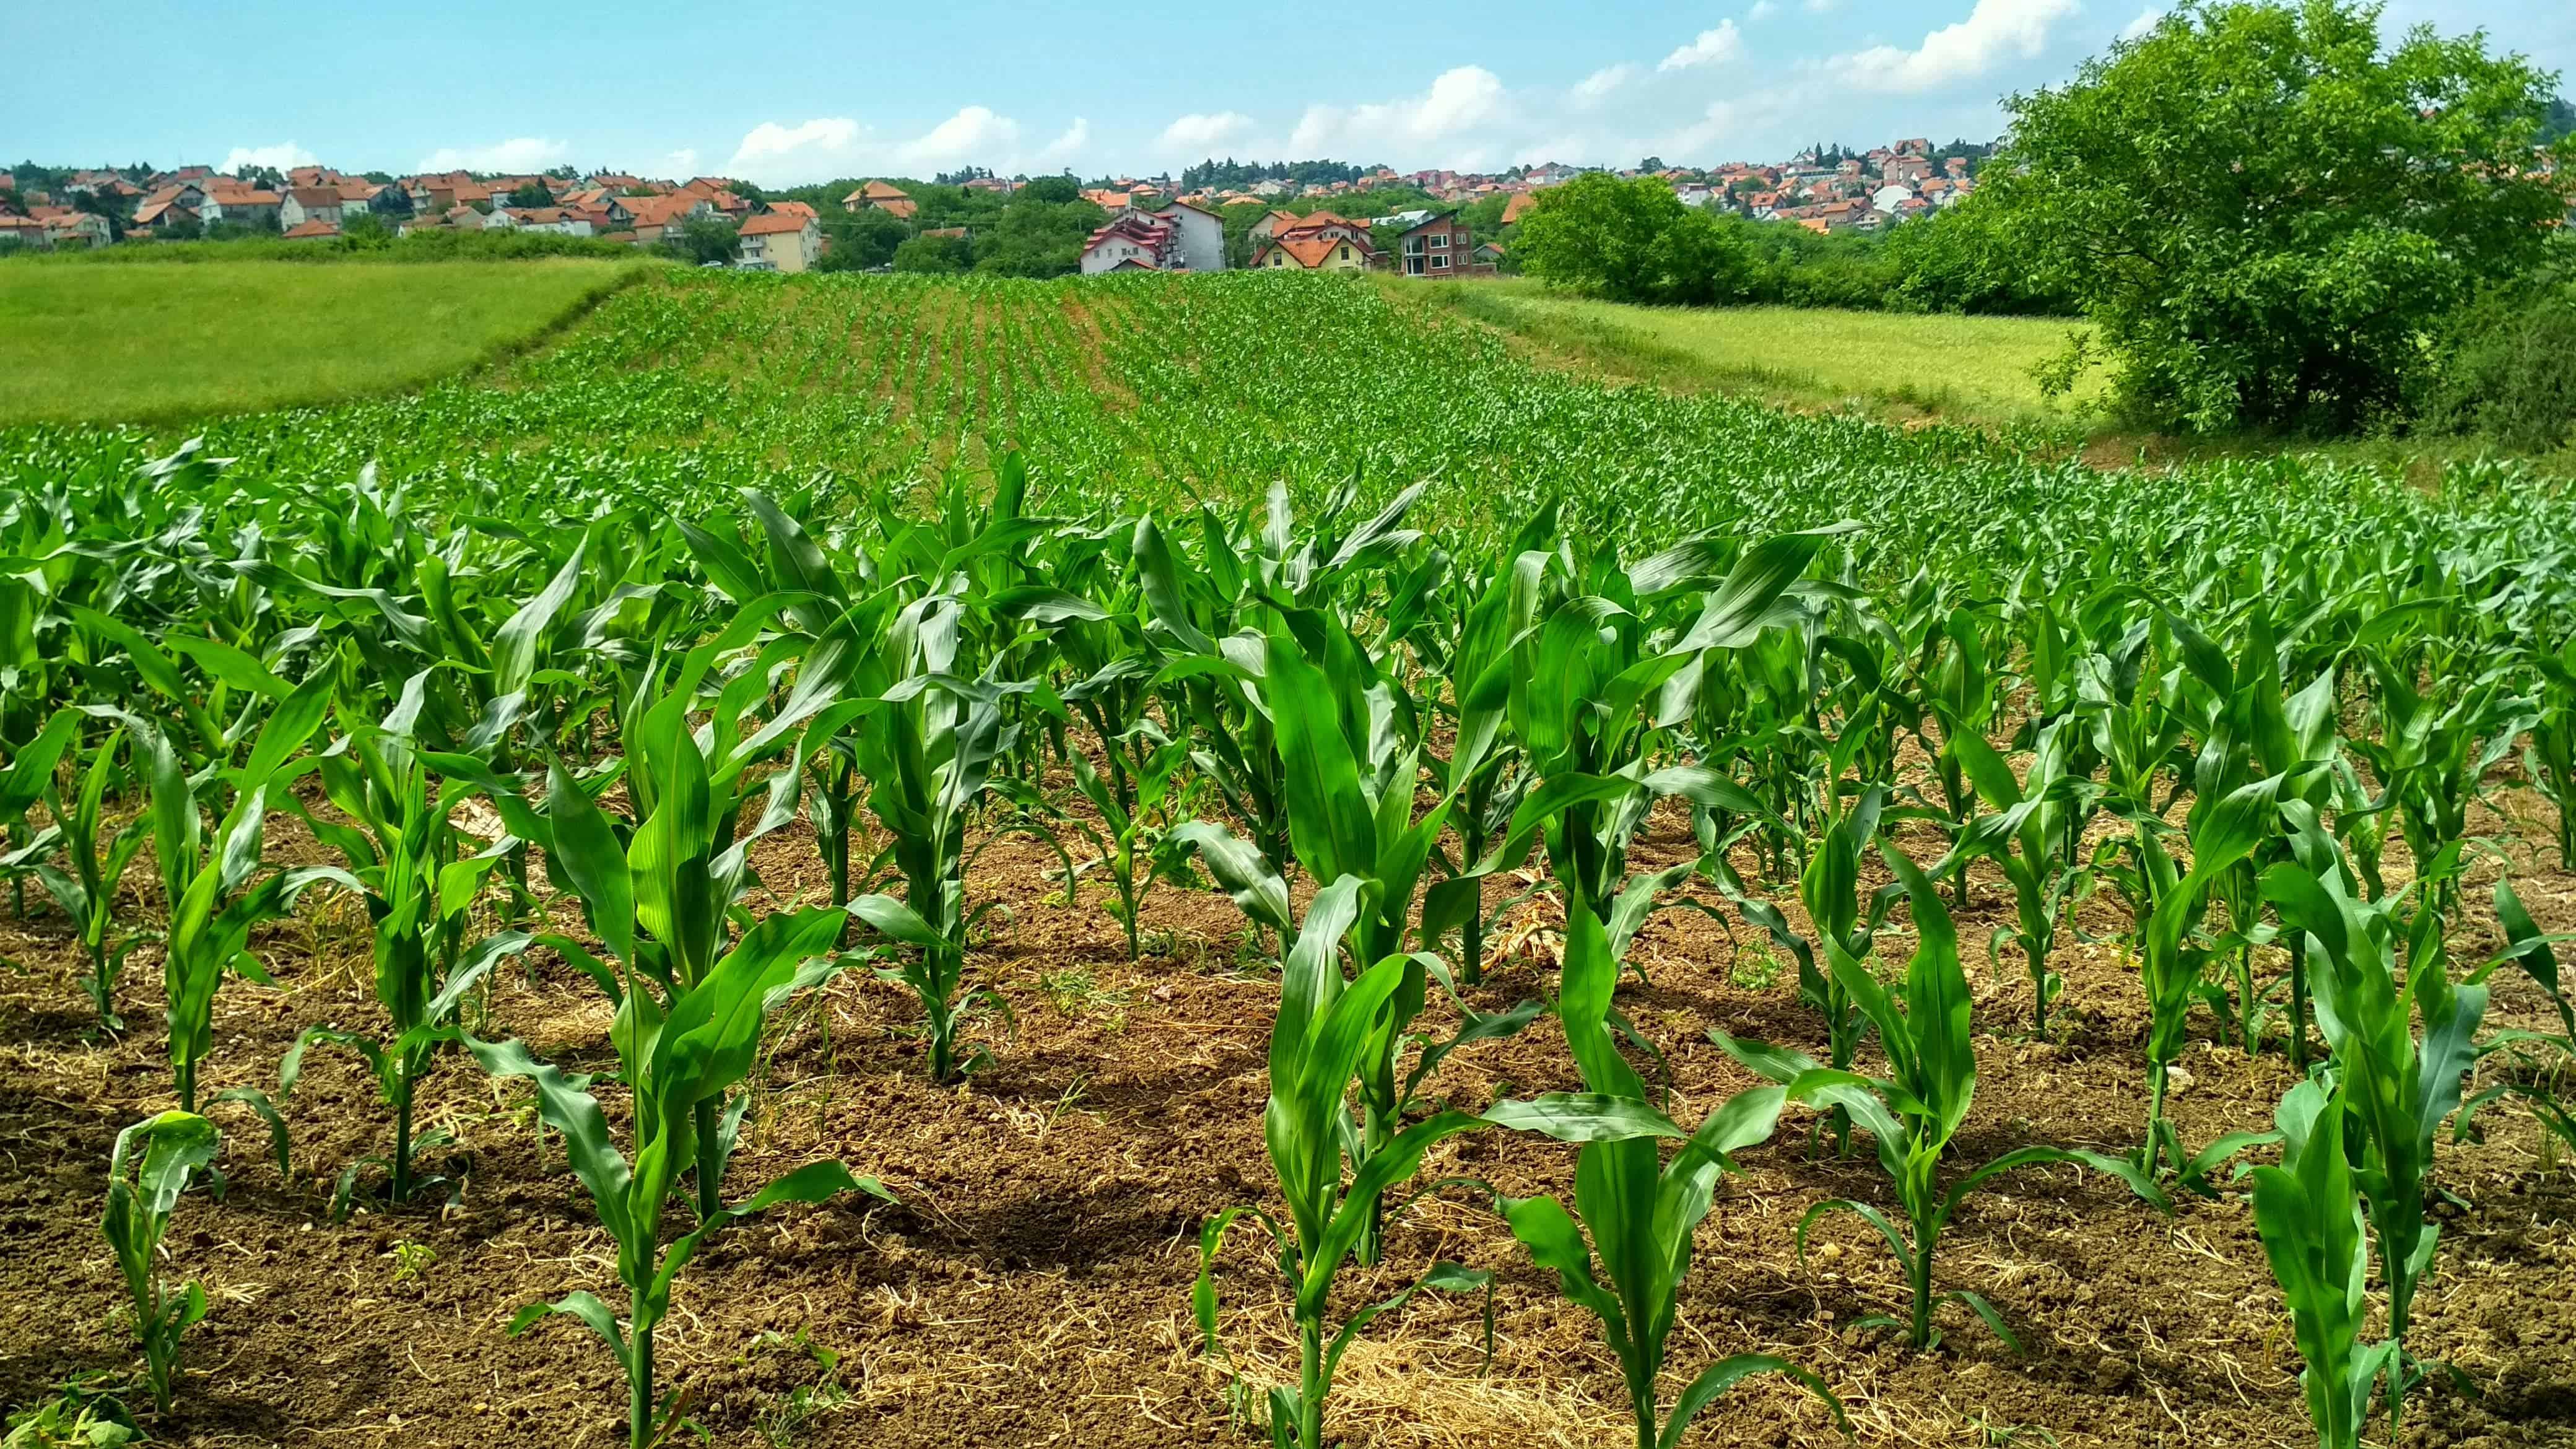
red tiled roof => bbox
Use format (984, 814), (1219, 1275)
(282, 219), (340, 238)
(738, 211), (810, 236)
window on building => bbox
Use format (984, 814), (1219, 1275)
(1429, 233), (1447, 249)
(1338, 245), (1349, 260)
(1430, 255), (1448, 269)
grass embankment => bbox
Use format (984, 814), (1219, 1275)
(1412, 276), (2576, 479)
(0, 258), (647, 425)
(1411, 277), (2101, 429)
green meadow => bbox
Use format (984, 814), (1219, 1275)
(0, 259), (642, 425)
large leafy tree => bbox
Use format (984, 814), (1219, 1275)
(1516, 173), (1756, 305)
(1984, 1), (2562, 433)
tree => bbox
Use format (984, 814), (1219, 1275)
(890, 233), (971, 274)
(1515, 173), (1759, 305)
(342, 211), (390, 246)
(662, 216), (739, 266)
(973, 195), (1107, 277)
(508, 180), (552, 209)
(816, 210), (910, 271)
(1982, 0), (2564, 433)
(1017, 174), (1079, 205)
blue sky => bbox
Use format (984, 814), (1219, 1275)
(5, 1), (2567, 184)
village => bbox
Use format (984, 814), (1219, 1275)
(0, 138), (1983, 276)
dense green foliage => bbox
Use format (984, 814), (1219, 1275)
(1511, 173), (2065, 315)
(1982, 0), (2563, 433)
(2421, 242), (2576, 451)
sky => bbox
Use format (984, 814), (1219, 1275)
(4, 1), (2569, 186)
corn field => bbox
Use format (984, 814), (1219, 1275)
(3, 270), (2574, 1449)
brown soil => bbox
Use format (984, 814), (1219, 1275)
(4, 793), (2574, 1449)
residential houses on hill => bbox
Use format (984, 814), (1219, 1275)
(1, 134), (2017, 265)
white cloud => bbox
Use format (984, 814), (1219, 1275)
(1035, 118), (1090, 166)
(1806, 0), (1838, 11)
(721, 107), (1093, 185)
(1158, 111), (1255, 153)
(730, 118), (861, 168)
(418, 136), (573, 173)
(2119, 6), (2164, 41)
(1660, 20), (1744, 71)
(1290, 66), (1508, 162)
(660, 148), (699, 176)
(1834, 0), (2077, 94)
(897, 105), (1020, 167)
(220, 142), (316, 173)
(1748, 0), (1779, 18)
(1570, 63), (1639, 107)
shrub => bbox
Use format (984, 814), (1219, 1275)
(2421, 254), (2576, 451)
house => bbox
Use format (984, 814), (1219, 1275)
(1502, 191), (1542, 224)
(200, 186), (282, 226)
(487, 207), (594, 237)
(564, 189), (634, 226)
(623, 193), (712, 245)
(32, 209), (111, 248)
(279, 187), (345, 230)
(1079, 212), (1183, 272)
(1112, 199), (1224, 271)
(735, 210), (823, 272)
(1673, 183), (1714, 209)
(1251, 224), (1376, 272)
(1393, 211), (1483, 279)
(134, 183), (204, 227)
(282, 219), (341, 240)
(359, 183), (415, 219)
(1472, 240), (1506, 265)
(0, 215), (54, 250)
(841, 180), (915, 218)
(766, 200), (819, 221)
(1870, 183), (1914, 214)
(963, 176), (1016, 194)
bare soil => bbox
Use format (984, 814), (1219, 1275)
(4, 794), (2574, 1449)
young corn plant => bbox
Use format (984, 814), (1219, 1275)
(2136, 775), (2284, 1180)
(2260, 819), (2487, 1432)
(1712, 783), (1902, 1154)
(1435, 526), (1847, 956)
(137, 676), (335, 1113)
(1942, 718), (2097, 1033)
(1194, 875), (1634, 1449)
(2249, 1078), (2395, 1449)
(1058, 726), (1193, 962)
(1716, 848), (2165, 1351)
(2458, 879), (2576, 1157)
(2522, 640), (2576, 871)
(28, 723), (151, 1030)
(103, 1111), (219, 1414)
(0, 706), (79, 921)
(1495, 897), (1843, 1449)
(843, 591), (1050, 1083)
(471, 905), (888, 1449)
(277, 673), (536, 1206)
(1176, 606), (1542, 1265)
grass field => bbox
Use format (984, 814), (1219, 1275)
(1413, 277), (2104, 427)
(0, 259), (644, 425)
